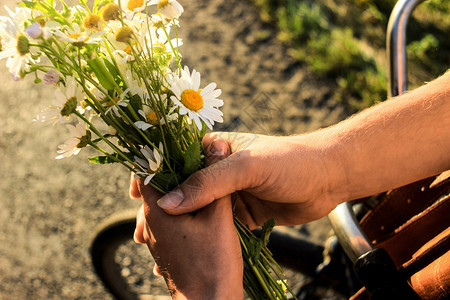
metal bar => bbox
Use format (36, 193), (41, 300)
(328, 0), (425, 263)
(328, 202), (373, 263)
(387, 0), (425, 97)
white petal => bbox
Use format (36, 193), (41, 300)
(135, 121), (152, 131)
(191, 69), (201, 91)
(135, 156), (149, 169)
(201, 82), (216, 95)
(144, 174), (155, 185)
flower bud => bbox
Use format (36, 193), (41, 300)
(83, 14), (102, 31)
(115, 26), (133, 43)
(43, 69), (60, 85)
(25, 22), (43, 39)
(157, 0), (183, 20)
(101, 3), (120, 21)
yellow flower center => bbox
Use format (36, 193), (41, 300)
(157, 0), (170, 10)
(115, 26), (133, 43)
(181, 89), (203, 111)
(107, 97), (120, 108)
(127, 0), (144, 11)
(69, 33), (90, 44)
(83, 14), (102, 30)
(146, 111), (159, 125)
(69, 33), (81, 39)
(124, 45), (132, 54)
(101, 3), (120, 21)
(152, 42), (167, 54)
(36, 17), (46, 27)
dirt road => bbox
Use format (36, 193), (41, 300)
(0, 0), (346, 298)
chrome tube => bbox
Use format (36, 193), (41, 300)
(387, 0), (425, 97)
(328, 203), (373, 263)
(329, 0), (425, 262)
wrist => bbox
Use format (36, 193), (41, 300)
(291, 129), (350, 207)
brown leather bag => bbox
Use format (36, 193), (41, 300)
(351, 171), (450, 299)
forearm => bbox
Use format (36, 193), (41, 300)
(324, 71), (450, 203)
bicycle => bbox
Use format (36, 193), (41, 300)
(90, 1), (449, 299)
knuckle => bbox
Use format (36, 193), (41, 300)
(182, 169), (209, 202)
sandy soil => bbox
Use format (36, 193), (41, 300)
(0, 0), (349, 299)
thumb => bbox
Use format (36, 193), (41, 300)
(157, 151), (250, 215)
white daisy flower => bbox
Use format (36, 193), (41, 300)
(135, 99), (178, 130)
(123, 70), (148, 97)
(167, 66), (224, 130)
(105, 89), (130, 117)
(149, 0), (184, 20)
(134, 142), (164, 185)
(104, 15), (146, 53)
(150, 12), (180, 27)
(54, 23), (103, 46)
(0, 7), (40, 79)
(113, 49), (135, 63)
(56, 123), (91, 159)
(149, 27), (182, 58)
(35, 77), (85, 124)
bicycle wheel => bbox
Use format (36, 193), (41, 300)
(90, 209), (171, 300)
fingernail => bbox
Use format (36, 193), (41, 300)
(133, 228), (139, 243)
(157, 188), (184, 209)
(210, 139), (227, 156)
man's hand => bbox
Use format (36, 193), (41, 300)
(154, 132), (343, 229)
(154, 71), (450, 229)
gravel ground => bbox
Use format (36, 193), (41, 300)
(0, 0), (348, 299)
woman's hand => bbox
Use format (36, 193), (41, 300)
(131, 140), (244, 299)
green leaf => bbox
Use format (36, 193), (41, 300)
(87, 58), (116, 91)
(261, 218), (276, 247)
(104, 59), (121, 83)
(164, 136), (183, 164)
(129, 94), (143, 113)
(88, 154), (121, 164)
(199, 121), (208, 139)
(183, 141), (202, 175)
(253, 240), (264, 262)
(153, 172), (182, 192)
(94, 0), (113, 13)
(19, 1), (37, 9)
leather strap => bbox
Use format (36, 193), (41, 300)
(351, 171), (450, 299)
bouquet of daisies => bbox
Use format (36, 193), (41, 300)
(0, 0), (295, 298)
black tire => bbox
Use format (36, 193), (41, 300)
(89, 210), (170, 300)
